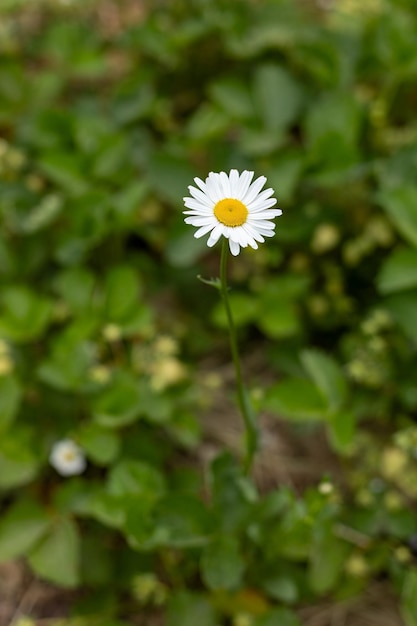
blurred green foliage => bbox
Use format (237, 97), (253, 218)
(1, 0), (417, 624)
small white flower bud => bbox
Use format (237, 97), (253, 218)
(49, 439), (87, 476)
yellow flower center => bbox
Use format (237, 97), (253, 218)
(63, 450), (77, 462)
(214, 198), (248, 227)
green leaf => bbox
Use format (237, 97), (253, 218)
(92, 375), (142, 428)
(301, 349), (348, 411)
(257, 299), (300, 339)
(77, 422), (120, 466)
(166, 411), (201, 449)
(0, 374), (22, 433)
(260, 274), (310, 300)
(39, 151), (89, 195)
(305, 92), (361, 174)
(146, 151), (195, 204)
(111, 181), (148, 223)
(37, 334), (96, 392)
(384, 292), (417, 341)
(54, 191), (111, 265)
(113, 84), (155, 125)
(53, 267), (96, 314)
(209, 77), (254, 120)
(0, 430), (40, 489)
(260, 571), (298, 604)
(210, 454), (256, 533)
(270, 509), (311, 561)
(385, 508), (417, 540)
(187, 103), (230, 141)
(401, 569), (417, 626)
(253, 63), (302, 131)
(165, 228), (208, 267)
(201, 535), (244, 591)
(255, 608), (302, 626)
(241, 126), (285, 156)
(52, 478), (102, 516)
(108, 460), (165, 502)
(256, 275), (308, 338)
(308, 519), (349, 594)
(264, 378), (328, 420)
(80, 532), (114, 584)
(0, 286), (52, 342)
(327, 411), (356, 455)
(0, 500), (50, 562)
(305, 92), (360, 153)
(378, 186), (417, 247)
(88, 491), (126, 529)
(104, 265), (141, 322)
(153, 494), (211, 548)
(123, 499), (162, 550)
(28, 517), (81, 588)
(264, 151), (303, 204)
(166, 592), (217, 626)
(80, 533), (112, 586)
(212, 292), (258, 328)
(377, 247), (417, 293)
(0, 453), (39, 489)
(92, 134), (129, 179)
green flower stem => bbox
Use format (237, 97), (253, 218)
(219, 239), (258, 473)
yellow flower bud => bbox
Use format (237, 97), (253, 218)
(345, 554), (369, 577)
(311, 223), (340, 254)
(381, 447), (408, 480)
(102, 324), (122, 342)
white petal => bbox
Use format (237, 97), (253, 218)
(242, 175), (266, 205)
(201, 175), (220, 203)
(248, 197), (277, 211)
(255, 227), (276, 237)
(184, 216), (215, 226)
(194, 223), (216, 238)
(184, 216), (204, 226)
(231, 227), (251, 247)
(229, 227), (244, 243)
(247, 218), (276, 230)
(183, 198), (213, 212)
(243, 223), (265, 243)
(183, 211), (211, 218)
(188, 185), (213, 207)
(193, 176), (208, 193)
(229, 169), (239, 196)
(236, 170), (254, 200)
(247, 210), (279, 220)
(229, 239), (240, 256)
(206, 173), (224, 202)
(249, 207), (282, 218)
(246, 188), (275, 208)
(256, 187), (275, 201)
(219, 171), (231, 197)
(207, 224), (224, 247)
(241, 224), (259, 248)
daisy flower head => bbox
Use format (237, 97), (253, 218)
(49, 439), (87, 476)
(183, 169), (282, 256)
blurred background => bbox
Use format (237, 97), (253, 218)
(1, 0), (417, 625)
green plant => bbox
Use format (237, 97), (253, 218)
(1, 0), (417, 624)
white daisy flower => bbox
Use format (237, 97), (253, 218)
(49, 439), (87, 476)
(183, 169), (282, 256)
